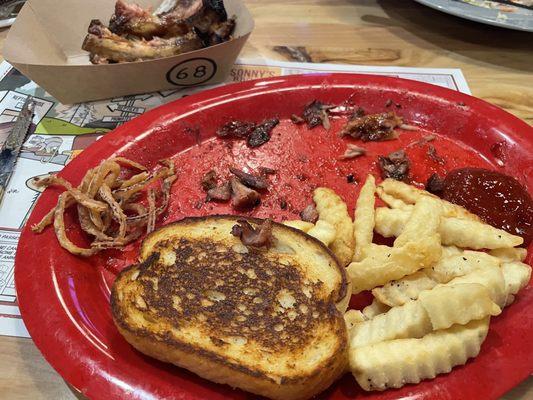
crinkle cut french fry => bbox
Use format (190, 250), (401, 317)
(348, 236), (442, 294)
(418, 284), (500, 330)
(353, 175), (376, 261)
(372, 270), (438, 307)
(490, 247), (528, 262)
(313, 187), (355, 267)
(378, 179), (480, 221)
(441, 217), (523, 249)
(374, 207), (523, 249)
(307, 220), (336, 247)
(359, 243), (389, 260)
(354, 284), (498, 347)
(374, 207), (405, 238)
(350, 318), (490, 391)
(376, 185), (413, 210)
(442, 264), (507, 308)
(372, 251), (499, 307)
(501, 262), (532, 301)
(394, 197), (442, 247)
(282, 220), (314, 232)
(425, 251), (501, 283)
(362, 299), (390, 319)
(350, 301), (431, 347)
(378, 179), (424, 204)
(371, 248), (496, 307)
(370, 208), (404, 238)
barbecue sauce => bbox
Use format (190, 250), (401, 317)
(437, 168), (533, 246)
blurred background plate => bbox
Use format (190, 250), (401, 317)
(413, 0), (533, 31)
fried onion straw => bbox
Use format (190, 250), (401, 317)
(32, 157), (177, 256)
(53, 193), (98, 257)
(98, 184), (128, 239)
(147, 189), (157, 234)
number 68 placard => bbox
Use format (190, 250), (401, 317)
(166, 58), (218, 86)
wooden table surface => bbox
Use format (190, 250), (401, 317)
(0, 1), (531, 399)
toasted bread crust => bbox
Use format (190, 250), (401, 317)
(139, 215), (348, 304)
(111, 215), (348, 399)
(112, 280), (348, 399)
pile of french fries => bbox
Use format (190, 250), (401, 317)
(285, 176), (531, 391)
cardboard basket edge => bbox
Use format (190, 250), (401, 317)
(3, 0), (254, 104)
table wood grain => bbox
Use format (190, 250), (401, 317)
(0, 1), (531, 398)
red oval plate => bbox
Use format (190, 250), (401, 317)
(15, 74), (532, 400)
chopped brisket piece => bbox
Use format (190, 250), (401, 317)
(216, 120), (256, 139)
(340, 112), (403, 141)
(302, 100), (333, 129)
(229, 167), (269, 190)
(426, 173), (445, 194)
(378, 150), (410, 181)
(201, 170), (217, 190)
(206, 181), (231, 201)
(230, 178), (260, 209)
(247, 118), (279, 148)
(231, 219), (273, 248)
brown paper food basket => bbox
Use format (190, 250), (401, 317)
(3, 0), (254, 104)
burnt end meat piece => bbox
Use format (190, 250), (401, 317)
(189, 1), (235, 46)
(215, 118), (279, 148)
(83, 22), (203, 63)
(207, 18), (236, 45)
(302, 100), (332, 129)
(231, 219), (274, 248)
(247, 118), (279, 148)
(89, 53), (109, 64)
(168, 0), (206, 20)
(229, 167), (269, 190)
(216, 120), (256, 139)
(378, 150), (410, 181)
(85, 0), (234, 64)
(426, 173), (445, 194)
(201, 170), (218, 190)
(230, 178), (260, 209)
(340, 112), (403, 141)
(88, 19), (106, 36)
(204, 0), (228, 19)
(108, 0), (193, 39)
(201, 169), (231, 202)
(206, 181), (231, 202)
(300, 204), (319, 223)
